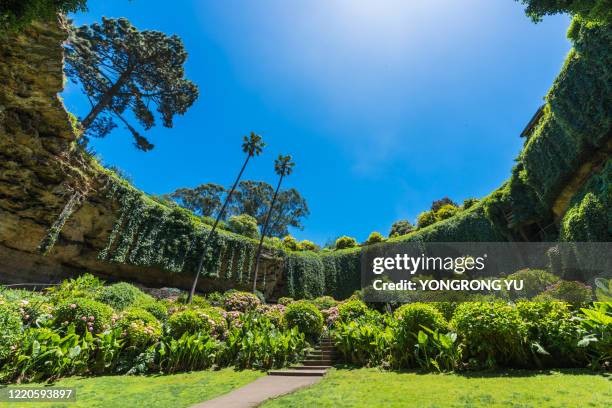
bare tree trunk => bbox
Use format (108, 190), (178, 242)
(81, 71), (131, 129)
(252, 173), (284, 293)
(187, 155), (251, 303)
(37, 191), (84, 255)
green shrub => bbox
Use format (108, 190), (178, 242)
(578, 302), (612, 369)
(452, 302), (528, 368)
(504, 269), (560, 300)
(435, 204), (459, 221)
(388, 220), (414, 238)
(54, 298), (113, 335)
(417, 211), (437, 228)
(335, 236), (357, 250)
(223, 291), (261, 312)
(116, 307), (162, 347)
(138, 301), (168, 321)
(0, 290), (54, 327)
(224, 313), (307, 369)
(227, 214), (260, 239)
(407, 204), (505, 242)
(278, 297), (294, 306)
(560, 192), (608, 241)
(429, 302), (459, 321)
(311, 296), (337, 311)
(45, 273), (103, 304)
(166, 308), (226, 339)
(462, 198), (479, 209)
(96, 282), (151, 311)
(337, 299), (369, 322)
(333, 313), (391, 366)
(6, 327), (91, 382)
(282, 235), (300, 251)
(431, 197), (457, 212)
(177, 293), (211, 308)
(283, 301), (324, 339)
(205, 292), (224, 307)
(539, 281), (592, 305)
(389, 301), (462, 372)
(516, 301), (584, 367)
(255, 305), (285, 327)
(0, 301), (22, 362)
(155, 332), (221, 373)
(394, 303), (447, 337)
(299, 240), (318, 251)
(364, 231), (385, 245)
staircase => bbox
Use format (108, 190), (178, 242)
(268, 335), (336, 377)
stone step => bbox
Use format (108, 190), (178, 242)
(303, 359), (334, 366)
(306, 351), (336, 358)
(268, 369), (327, 377)
(290, 365), (332, 370)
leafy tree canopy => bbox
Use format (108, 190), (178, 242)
(0, 0), (87, 31)
(230, 180), (274, 224)
(431, 197), (458, 212)
(389, 220), (414, 238)
(516, 0), (611, 24)
(65, 17), (199, 151)
(168, 183), (225, 217)
(168, 179), (309, 238)
(266, 188), (310, 237)
(229, 181), (309, 237)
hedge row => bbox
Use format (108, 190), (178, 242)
(284, 249), (361, 300)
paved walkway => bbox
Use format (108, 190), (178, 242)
(190, 375), (322, 408)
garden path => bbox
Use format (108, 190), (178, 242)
(190, 375), (323, 408)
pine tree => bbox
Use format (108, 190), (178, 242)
(65, 17), (199, 151)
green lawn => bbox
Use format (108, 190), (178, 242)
(0, 368), (264, 408)
(262, 368), (612, 408)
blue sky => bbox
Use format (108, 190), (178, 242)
(62, 0), (571, 245)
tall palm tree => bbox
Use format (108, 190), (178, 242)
(252, 154), (295, 293)
(187, 132), (265, 303)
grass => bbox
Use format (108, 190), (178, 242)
(261, 368), (612, 408)
(0, 368), (265, 408)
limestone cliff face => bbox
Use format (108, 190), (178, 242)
(0, 19), (284, 296)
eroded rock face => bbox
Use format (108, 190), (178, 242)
(0, 19), (74, 258)
(0, 19), (284, 297)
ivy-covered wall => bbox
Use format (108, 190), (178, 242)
(92, 176), (291, 295)
(483, 18), (611, 233)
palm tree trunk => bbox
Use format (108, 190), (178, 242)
(252, 173), (284, 293)
(187, 154), (251, 303)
